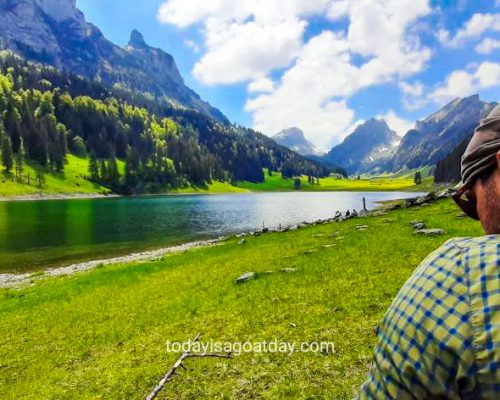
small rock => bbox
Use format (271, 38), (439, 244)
(264, 270), (276, 274)
(281, 268), (297, 273)
(356, 225), (369, 230)
(238, 238), (246, 245)
(457, 213), (467, 218)
(412, 223), (426, 230)
(235, 233), (246, 238)
(414, 229), (446, 236)
(322, 244), (337, 249)
(290, 322), (297, 328)
(329, 231), (341, 237)
(303, 249), (318, 255)
(235, 272), (256, 283)
(410, 220), (423, 226)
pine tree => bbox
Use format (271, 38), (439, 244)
(88, 152), (99, 181)
(1, 136), (13, 173)
(35, 166), (46, 188)
(108, 155), (120, 188)
(14, 142), (24, 181)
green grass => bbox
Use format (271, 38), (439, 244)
(171, 181), (249, 194)
(0, 200), (482, 399)
(0, 160), (439, 198)
(237, 172), (438, 192)
(0, 155), (113, 197)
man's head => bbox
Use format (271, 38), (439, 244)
(455, 105), (500, 234)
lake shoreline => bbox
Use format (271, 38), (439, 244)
(0, 238), (225, 289)
(0, 190), (444, 288)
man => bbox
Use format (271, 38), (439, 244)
(357, 105), (500, 399)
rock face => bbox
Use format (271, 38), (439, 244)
(389, 95), (496, 171)
(324, 118), (399, 174)
(0, 0), (227, 122)
(273, 127), (324, 156)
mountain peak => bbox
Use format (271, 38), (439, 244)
(325, 118), (398, 174)
(273, 127), (323, 156)
(128, 29), (147, 49)
(35, 0), (78, 22)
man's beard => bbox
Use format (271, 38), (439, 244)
(483, 178), (500, 234)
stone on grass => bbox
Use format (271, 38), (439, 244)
(322, 244), (337, 249)
(281, 268), (297, 273)
(414, 229), (446, 236)
(238, 238), (246, 245)
(412, 223), (426, 230)
(235, 272), (256, 283)
(303, 249), (318, 255)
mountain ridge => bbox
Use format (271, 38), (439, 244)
(0, 0), (227, 122)
(324, 118), (399, 175)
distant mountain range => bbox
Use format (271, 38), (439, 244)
(273, 127), (324, 156)
(307, 95), (496, 177)
(324, 119), (399, 175)
(0, 0), (227, 122)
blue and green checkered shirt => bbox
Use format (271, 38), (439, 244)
(358, 235), (500, 399)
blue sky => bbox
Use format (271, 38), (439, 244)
(77, 0), (500, 149)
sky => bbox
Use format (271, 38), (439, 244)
(77, 0), (500, 149)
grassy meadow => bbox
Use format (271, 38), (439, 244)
(236, 172), (436, 193)
(0, 154), (437, 198)
(0, 200), (482, 399)
(0, 154), (114, 197)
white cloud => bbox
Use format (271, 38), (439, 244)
(158, 0), (432, 146)
(248, 77), (275, 94)
(192, 18), (305, 85)
(380, 110), (414, 137)
(439, 13), (500, 47)
(430, 62), (500, 103)
(476, 37), (500, 54)
(399, 81), (428, 110)
(184, 40), (200, 53)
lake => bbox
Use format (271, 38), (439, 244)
(0, 191), (423, 273)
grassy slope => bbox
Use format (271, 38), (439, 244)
(0, 159), (437, 197)
(0, 200), (482, 399)
(0, 155), (114, 197)
(237, 172), (437, 192)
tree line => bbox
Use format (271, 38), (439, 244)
(0, 52), (331, 193)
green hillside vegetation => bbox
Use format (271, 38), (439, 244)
(0, 52), (329, 197)
(237, 171), (436, 192)
(0, 200), (481, 399)
(0, 154), (119, 197)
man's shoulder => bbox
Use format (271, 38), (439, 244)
(446, 235), (500, 250)
(419, 235), (500, 270)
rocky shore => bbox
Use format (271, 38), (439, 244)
(0, 189), (454, 289)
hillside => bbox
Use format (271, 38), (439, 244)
(0, 0), (226, 122)
(0, 53), (328, 196)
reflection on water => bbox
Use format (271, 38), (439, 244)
(0, 191), (423, 272)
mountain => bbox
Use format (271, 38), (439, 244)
(273, 127), (324, 156)
(389, 95), (496, 171)
(324, 118), (399, 175)
(0, 0), (227, 122)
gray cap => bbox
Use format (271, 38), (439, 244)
(461, 104), (500, 187)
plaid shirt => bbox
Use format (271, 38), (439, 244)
(358, 236), (500, 399)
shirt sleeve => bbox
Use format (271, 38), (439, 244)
(356, 239), (478, 399)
